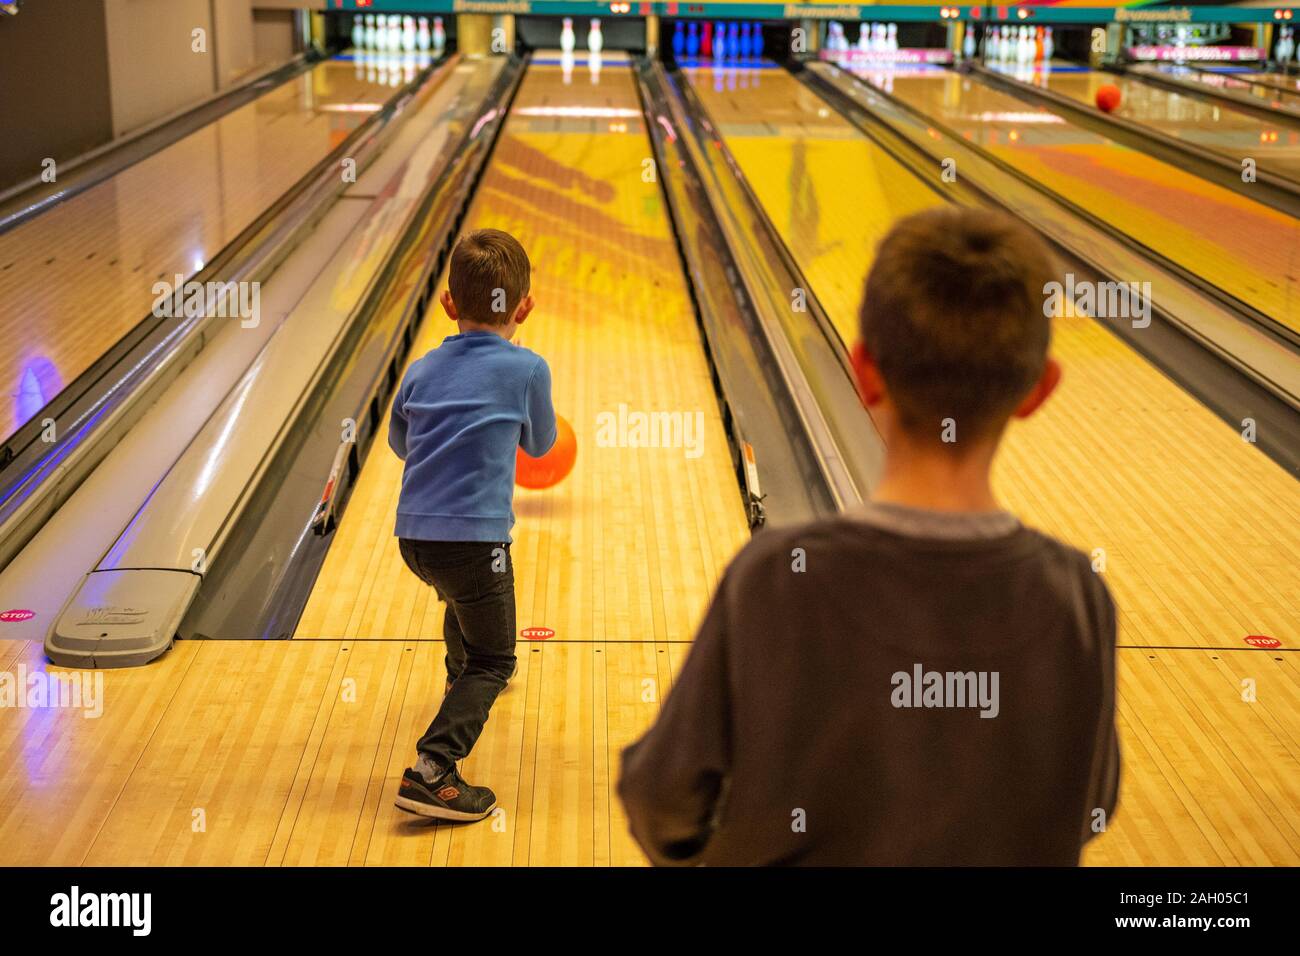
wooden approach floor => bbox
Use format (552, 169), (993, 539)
(0, 60), (1296, 867)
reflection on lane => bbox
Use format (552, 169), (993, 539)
(858, 66), (1300, 331)
(0, 54), (423, 438)
(1144, 62), (1300, 112)
(986, 62), (1300, 182)
(682, 63), (936, 345)
(683, 62), (1300, 689)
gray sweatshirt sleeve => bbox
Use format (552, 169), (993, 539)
(618, 570), (734, 866)
(1083, 574), (1120, 845)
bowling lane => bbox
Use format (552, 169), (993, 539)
(686, 63), (1300, 661)
(295, 54), (751, 863)
(299, 53), (750, 648)
(0, 53), (432, 440)
(1148, 63), (1300, 112)
(989, 62), (1300, 182)
(678, 62), (938, 339)
(1227, 70), (1300, 98)
(863, 66), (1300, 332)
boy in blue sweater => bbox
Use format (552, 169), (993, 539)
(390, 229), (557, 822)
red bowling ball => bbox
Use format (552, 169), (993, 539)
(516, 414), (577, 489)
(1095, 83), (1122, 114)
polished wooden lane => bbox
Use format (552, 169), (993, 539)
(689, 64), (1300, 655)
(295, 55), (750, 646)
(690, 63), (1300, 864)
(0, 638), (1294, 864)
(1083, 648), (1300, 865)
(0, 59), (1294, 868)
(849, 66), (1300, 332)
(1019, 65), (1300, 182)
(0, 56), (417, 439)
(290, 55), (750, 863)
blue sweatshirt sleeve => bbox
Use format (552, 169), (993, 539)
(520, 356), (558, 457)
(388, 364), (413, 461)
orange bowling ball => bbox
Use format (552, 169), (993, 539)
(1095, 83), (1122, 114)
(516, 414), (577, 490)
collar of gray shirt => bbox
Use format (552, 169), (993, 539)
(847, 500), (1022, 541)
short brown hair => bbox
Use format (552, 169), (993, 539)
(859, 207), (1054, 441)
(448, 228), (531, 326)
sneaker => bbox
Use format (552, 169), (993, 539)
(395, 763), (496, 822)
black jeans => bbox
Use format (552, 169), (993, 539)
(398, 538), (516, 768)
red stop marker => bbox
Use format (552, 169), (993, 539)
(521, 627), (554, 641)
(0, 609), (34, 623)
(1244, 635), (1282, 649)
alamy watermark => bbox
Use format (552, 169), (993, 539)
(150, 274), (260, 328)
(891, 663), (1000, 718)
(594, 403), (705, 459)
(1043, 273), (1150, 328)
(50, 886), (150, 936)
(0, 665), (104, 718)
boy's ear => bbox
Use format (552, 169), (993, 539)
(1012, 357), (1061, 420)
(850, 341), (886, 409)
(513, 294), (535, 326)
(440, 289), (459, 322)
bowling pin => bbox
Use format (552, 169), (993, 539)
(351, 16), (363, 50)
(687, 22), (699, 57)
(713, 21), (725, 59)
(363, 13), (375, 49)
(886, 22), (898, 54)
(415, 17), (429, 52)
(672, 21), (685, 57)
(588, 18), (603, 54)
(962, 23), (975, 61)
(739, 22), (751, 59)
(1043, 26), (1054, 63)
(561, 17), (576, 54)
(728, 21), (739, 58)
(432, 17), (446, 55)
(857, 23), (871, 58)
(701, 21), (713, 58)
(1034, 25), (1044, 64)
(754, 23), (765, 59)
(402, 16), (416, 53)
